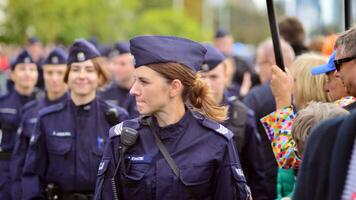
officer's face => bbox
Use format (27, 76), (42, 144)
(111, 54), (135, 85)
(130, 66), (171, 115)
(336, 51), (356, 97)
(11, 63), (38, 91)
(199, 64), (225, 103)
(68, 60), (99, 97)
(43, 64), (68, 95)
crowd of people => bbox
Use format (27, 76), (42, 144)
(0, 16), (355, 200)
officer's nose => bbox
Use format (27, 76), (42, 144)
(130, 80), (140, 96)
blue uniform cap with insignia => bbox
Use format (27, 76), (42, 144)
(129, 35), (207, 72)
(98, 45), (112, 57)
(67, 38), (101, 64)
(200, 43), (225, 72)
(11, 49), (36, 70)
(110, 42), (130, 57)
(44, 47), (68, 65)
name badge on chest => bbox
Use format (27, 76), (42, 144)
(51, 131), (72, 137)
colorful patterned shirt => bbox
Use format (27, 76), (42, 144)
(260, 96), (356, 169)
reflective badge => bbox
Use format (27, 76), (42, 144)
(24, 57), (31, 63)
(0, 108), (17, 115)
(97, 159), (110, 176)
(29, 117), (38, 124)
(77, 52), (85, 62)
(201, 64), (210, 71)
(114, 122), (123, 136)
(51, 131), (71, 137)
(51, 56), (59, 64)
(127, 155), (152, 164)
(216, 124), (229, 135)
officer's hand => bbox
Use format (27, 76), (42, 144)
(270, 65), (293, 110)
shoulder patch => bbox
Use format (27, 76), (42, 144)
(109, 118), (140, 139)
(38, 102), (65, 117)
(201, 118), (233, 140)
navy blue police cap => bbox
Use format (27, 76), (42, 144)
(11, 49), (36, 70)
(67, 39), (101, 64)
(44, 47), (67, 65)
(130, 36), (207, 72)
(215, 28), (230, 38)
(200, 43), (225, 72)
(98, 45), (112, 57)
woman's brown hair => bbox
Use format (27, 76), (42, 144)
(147, 62), (228, 122)
(64, 57), (111, 88)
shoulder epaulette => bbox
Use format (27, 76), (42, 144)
(22, 100), (39, 113)
(109, 118), (140, 139)
(38, 102), (65, 117)
(200, 117), (233, 140)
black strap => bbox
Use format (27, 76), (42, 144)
(147, 117), (200, 200)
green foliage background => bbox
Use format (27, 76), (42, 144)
(0, 0), (273, 45)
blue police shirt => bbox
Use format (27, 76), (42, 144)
(98, 82), (139, 119)
(0, 90), (37, 152)
(0, 90), (37, 200)
(22, 97), (129, 199)
(10, 93), (68, 200)
(222, 92), (269, 200)
(94, 108), (250, 200)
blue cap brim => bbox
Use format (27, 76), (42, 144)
(311, 64), (334, 75)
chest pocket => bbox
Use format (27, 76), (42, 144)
(46, 137), (72, 156)
(179, 164), (215, 199)
(121, 163), (151, 200)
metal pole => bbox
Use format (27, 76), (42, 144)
(345, 0), (352, 30)
(266, 0), (285, 71)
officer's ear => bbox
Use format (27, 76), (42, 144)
(169, 79), (183, 98)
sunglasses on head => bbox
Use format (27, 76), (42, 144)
(333, 55), (356, 71)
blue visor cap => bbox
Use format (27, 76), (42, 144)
(311, 51), (336, 75)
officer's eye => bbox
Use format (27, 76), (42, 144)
(85, 66), (96, 72)
(138, 77), (149, 85)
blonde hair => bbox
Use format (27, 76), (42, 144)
(147, 62), (228, 122)
(289, 53), (329, 109)
(64, 57), (111, 87)
(292, 102), (349, 155)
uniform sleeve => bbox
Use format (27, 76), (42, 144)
(213, 140), (251, 200)
(10, 118), (29, 200)
(22, 119), (48, 200)
(94, 130), (120, 200)
(260, 106), (300, 169)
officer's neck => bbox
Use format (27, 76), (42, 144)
(154, 99), (185, 127)
(47, 88), (68, 101)
(14, 85), (34, 96)
(71, 91), (96, 106)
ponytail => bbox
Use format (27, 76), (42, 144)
(147, 62), (228, 122)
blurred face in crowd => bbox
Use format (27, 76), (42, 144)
(130, 66), (174, 115)
(200, 63), (226, 104)
(43, 64), (68, 99)
(110, 53), (135, 89)
(11, 63), (38, 95)
(324, 70), (348, 101)
(213, 36), (234, 56)
(28, 43), (43, 62)
(336, 51), (356, 97)
(68, 60), (99, 98)
(256, 48), (275, 84)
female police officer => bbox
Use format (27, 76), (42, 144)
(94, 36), (250, 200)
(0, 49), (38, 199)
(22, 39), (128, 200)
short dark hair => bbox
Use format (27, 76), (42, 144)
(278, 17), (305, 46)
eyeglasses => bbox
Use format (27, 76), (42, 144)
(333, 55), (356, 71)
